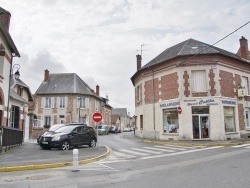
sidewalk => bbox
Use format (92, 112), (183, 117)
(0, 141), (109, 172)
(122, 132), (250, 147)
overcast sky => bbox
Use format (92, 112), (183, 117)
(1, 0), (250, 116)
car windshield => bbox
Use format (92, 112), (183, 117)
(55, 126), (77, 133)
(98, 125), (105, 129)
(49, 124), (65, 131)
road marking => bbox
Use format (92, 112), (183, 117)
(143, 147), (175, 152)
(231, 144), (250, 148)
(160, 144), (199, 149)
(244, 146), (250, 149)
(131, 148), (162, 154)
(141, 146), (224, 160)
(155, 145), (187, 151)
(113, 151), (135, 158)
(119, 149), (150, 156)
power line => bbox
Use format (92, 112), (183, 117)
(189, 20), (250, 60)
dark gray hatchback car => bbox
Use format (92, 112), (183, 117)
(40, 124), (97, 150)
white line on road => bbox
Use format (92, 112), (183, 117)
(231, 144), (250, 148)
(141, 146), (224, 160)
(143, 147), (175, 152)
(119, 149), (150, 156)
(155, 145), (187, 151)
(131, 148), (162, 154)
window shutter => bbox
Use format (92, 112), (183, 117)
(57, 97), (60, 108)
(41, 97), (45, 108)
(76, 97), (79, 108)
(65, 97), (68, 108)
(51, 116), (54, 125)
(86, 98), (89, 108)
(41, 116), (44, 126)
(51, 97), (55, 108)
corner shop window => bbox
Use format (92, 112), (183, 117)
(163, 108), (179, 133)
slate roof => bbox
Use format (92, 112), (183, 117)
(112, 108), (127, 117)
(0, 7), (20, 57)
(10, 77), (34, 102)
(140, 38), (249, 70)
(10, 90), (29, 104)
(35, 73), (100, 98)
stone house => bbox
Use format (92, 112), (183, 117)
(131, 36), (250, 141)
(30, 69), (112, 138)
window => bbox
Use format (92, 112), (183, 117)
(192, 70), (206, 91)
(242, 76), (249, 95)
(17, 86), (23, 97)
(77, 97), (89, 108)
(59, 97), (65, 108)
(44, 116), (51, 126)
(224, 107), (236, 132)
(140, 115), (143, 129)
(42, 97), (54, 109)
(136, 85), (141, 102)
(163, 108), (179, 133)
(95, 100), (99, 111)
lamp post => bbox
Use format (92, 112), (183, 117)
(6, 64), (21, 127)
(77, 97), (81, 123)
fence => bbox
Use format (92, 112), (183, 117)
(0, 125), (23, 153)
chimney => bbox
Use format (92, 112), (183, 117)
(136, 54), (142, 70)
(238, 36), (249, 60)
(96, 85), (99, 96)
(0, 8), (11, 31)
(44, 69), (49, 82)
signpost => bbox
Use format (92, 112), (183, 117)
(92, 112), (102, 147)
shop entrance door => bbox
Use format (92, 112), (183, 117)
(192, 115), (209, 139)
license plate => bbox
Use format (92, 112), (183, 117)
(42, 142), (48, 144)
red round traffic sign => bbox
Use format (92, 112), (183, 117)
(92, 112), (102, 123)
(177, 106), (182, 114)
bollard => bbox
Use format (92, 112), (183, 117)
(72, 148), (80, 172)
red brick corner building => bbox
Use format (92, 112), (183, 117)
(131, 36), (250, 141)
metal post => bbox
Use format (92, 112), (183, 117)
(72, 148), (79, 172)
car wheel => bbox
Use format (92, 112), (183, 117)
(61, 140), (70, 150)
(89, 139), (96, 147)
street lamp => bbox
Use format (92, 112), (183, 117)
(77, 97), (81, 123)
(6, 64), (21, 127)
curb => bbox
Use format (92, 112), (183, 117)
(140, 139), (250, 147)
(0, 146), (110, 173)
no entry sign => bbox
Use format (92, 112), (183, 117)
(92, 112), (102, 123)
(177, 106), (182, 114)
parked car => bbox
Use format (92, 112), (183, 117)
(109, 125), (118, 133)
(97, 124), (109, 135)
(40, 124), (97, 150)
(37, 124), (65, 144)
(123, 127), (130, 132)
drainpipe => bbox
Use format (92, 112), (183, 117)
(148, 66), (156, 140)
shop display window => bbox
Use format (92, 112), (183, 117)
(224, 107), (236, 133)
(163, 108), (179, 133)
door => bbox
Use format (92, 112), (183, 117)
(192, 115), (209, 139)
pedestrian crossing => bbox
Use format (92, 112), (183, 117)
(231, 143), (250, 149)
(100, 145), (223, 163)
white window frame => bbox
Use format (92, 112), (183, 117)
(242, 76), (249, 95)
(224, 107), (236, 133)
(77, 97), (89, 109)
(43, 97), (54, 109)
(136, 85), (140, 102)
(59, 97), (65, 108)
(192, 70), (207, 92)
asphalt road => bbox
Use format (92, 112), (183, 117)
(1, 132), (250, 188)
